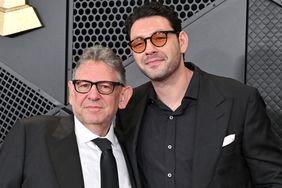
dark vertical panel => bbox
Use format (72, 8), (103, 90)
(0, 0), (70, 144)
(0, 0), (68, 104)
(246, 0), (282, 138)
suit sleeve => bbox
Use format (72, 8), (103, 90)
(0, 121), (26, 188)
(243, 89), (282, 187)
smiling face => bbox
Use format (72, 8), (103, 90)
(68, 60), (131, 133)
(130, 16), (188, 82)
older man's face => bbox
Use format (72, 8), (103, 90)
(68, 60), (123, 131)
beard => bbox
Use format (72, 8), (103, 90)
(140, 59), (181, 82)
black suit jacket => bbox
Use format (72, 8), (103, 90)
(0, 115), (135, 188)
(115, 63), (282, 188)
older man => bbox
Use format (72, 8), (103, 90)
(0, 45), (134, 188)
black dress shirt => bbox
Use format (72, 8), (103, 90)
(137, 64), (200, 188)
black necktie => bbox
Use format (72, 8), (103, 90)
(93, 138), (119, 188)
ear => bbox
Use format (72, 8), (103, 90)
(68, 80), (75, 105)
(178, 31), (189, 54)
(118, 85), (133, 109)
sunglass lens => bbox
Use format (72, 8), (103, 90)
(152, 32), (167, 47)
(131, 38), (145, 53)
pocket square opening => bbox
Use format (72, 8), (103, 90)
(222, 134), (235, 147)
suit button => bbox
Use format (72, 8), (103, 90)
(167, 173), (172, 178)
(169, 116), (173, 120)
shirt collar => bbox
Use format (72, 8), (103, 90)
(74, 116), (117, 146)
(184, 62), (199, 100)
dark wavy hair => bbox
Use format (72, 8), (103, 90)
(124, 1), (182, 41)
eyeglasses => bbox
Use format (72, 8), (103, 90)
(72, 80), (124, 95)
(129, 30), (178, 53)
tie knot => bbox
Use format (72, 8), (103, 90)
(93, 138), (112, 151)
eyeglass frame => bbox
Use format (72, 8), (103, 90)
(128, 30), (178, 53)
(72, 80), (124, 95)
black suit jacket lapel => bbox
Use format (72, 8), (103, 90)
(192, 70), (233, 188)
(46, 116), (84, 188)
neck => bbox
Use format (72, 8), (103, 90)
(84, 122), (111, 137)
(74, 115), (112, 137)
(152, 64), (193, 111)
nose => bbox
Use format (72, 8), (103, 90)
(144, 39), (158, 55)
(87, 85), (101, 100)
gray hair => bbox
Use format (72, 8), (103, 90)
(72, 45), (126, 84)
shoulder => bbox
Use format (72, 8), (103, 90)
(1, 115), (67, 147)
(18, 115), (70, 125)
(127, 81), (152, 104)
(133, 82), (152, 95)
(199, 68), (257, 98)
(15, 115), (73, 134)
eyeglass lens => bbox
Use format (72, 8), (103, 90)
(73, 80), (120, 95)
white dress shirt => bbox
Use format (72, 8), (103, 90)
(74, 116), (132, 188)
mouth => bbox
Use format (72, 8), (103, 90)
(84, 105), (102, 111)
(145, 57), (163, 67)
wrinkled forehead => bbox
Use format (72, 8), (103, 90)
(75, 60), (119, 80)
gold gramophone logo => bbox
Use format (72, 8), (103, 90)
(0, 0), (42, 36)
